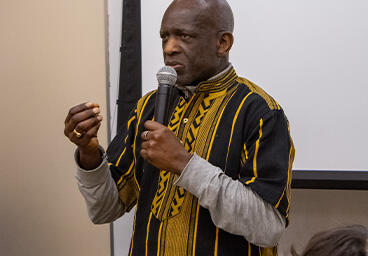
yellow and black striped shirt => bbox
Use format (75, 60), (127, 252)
(107, 67), (295, 256)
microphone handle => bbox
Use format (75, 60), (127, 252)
(154, 84), (172, 125)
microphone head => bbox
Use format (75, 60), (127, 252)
(156, 66), (177, 86)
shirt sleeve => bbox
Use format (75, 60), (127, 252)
(106, 100), (145, 213)
(240, 109), (295, 219)
(74, 101), (143, 224)
(74, 92), (156, 225)
(175, 153), (286, 247)
(74, 149), (126, 224)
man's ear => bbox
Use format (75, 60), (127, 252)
(217, 32), (234, 57)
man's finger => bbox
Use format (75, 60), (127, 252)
(71, 122), (101, 146)
(144, 120), (164, 131)
(66, 107), (100, 133)
(141, 141), (149, 150)
(141, 130), (152, 141)
(65, 102), (99, 124)
(140, 148), (151, 163)
(74, 115), (103, 134)
(80, 122), (101, 144)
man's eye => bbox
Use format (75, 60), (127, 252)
(181, 34), (190, 40)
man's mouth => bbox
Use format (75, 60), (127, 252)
(165, 62), (184, 71)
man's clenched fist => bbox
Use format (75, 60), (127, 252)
(64, 102), (103, 169)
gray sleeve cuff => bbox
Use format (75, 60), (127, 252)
(74, 147), (109, 188)
(174, 153), (220, 198)
(74, 147), (126, 224)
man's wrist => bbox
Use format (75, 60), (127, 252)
(175, 152), (193, 174)
(78, 146), (103, 170)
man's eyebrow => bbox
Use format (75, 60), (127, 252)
(160, 27), (197, 36)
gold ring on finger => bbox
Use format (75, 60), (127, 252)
(73, 129), (83, 138)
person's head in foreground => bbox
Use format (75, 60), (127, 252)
(292, 225), (368, 256)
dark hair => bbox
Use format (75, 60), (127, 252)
(291, 225), (368, 256)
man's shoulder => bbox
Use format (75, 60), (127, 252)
(235, 76), (281, 112)
(135, 90), (157, 113)
(138, 90), (157, 103)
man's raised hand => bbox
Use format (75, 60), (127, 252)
(64, 102), (103, 169)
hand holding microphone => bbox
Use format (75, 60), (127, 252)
(140, 66), (192, 174)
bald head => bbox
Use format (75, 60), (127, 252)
(166, 0), (234, 33)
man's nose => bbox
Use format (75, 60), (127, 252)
(163, 37), (180, 55)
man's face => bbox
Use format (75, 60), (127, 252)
(160, 6), (220, 86)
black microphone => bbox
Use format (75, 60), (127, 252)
(154, 66), (177, 125)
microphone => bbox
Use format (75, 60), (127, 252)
(154, 66), (177, 125)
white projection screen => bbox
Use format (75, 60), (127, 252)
(141, 0), (368, 171)
(108, 0), (368, 255)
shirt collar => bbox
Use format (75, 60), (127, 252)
(196, 64), (237, 93)
(175, 64), (237, 97)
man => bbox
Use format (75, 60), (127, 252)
(64, 0), (295, 255)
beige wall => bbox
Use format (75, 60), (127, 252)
(279, 189), (368, 255)
(0, 0), (110, 255)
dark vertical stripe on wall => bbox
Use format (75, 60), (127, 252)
(113, 1), (142, 256)
(117, 0), (142, 130)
